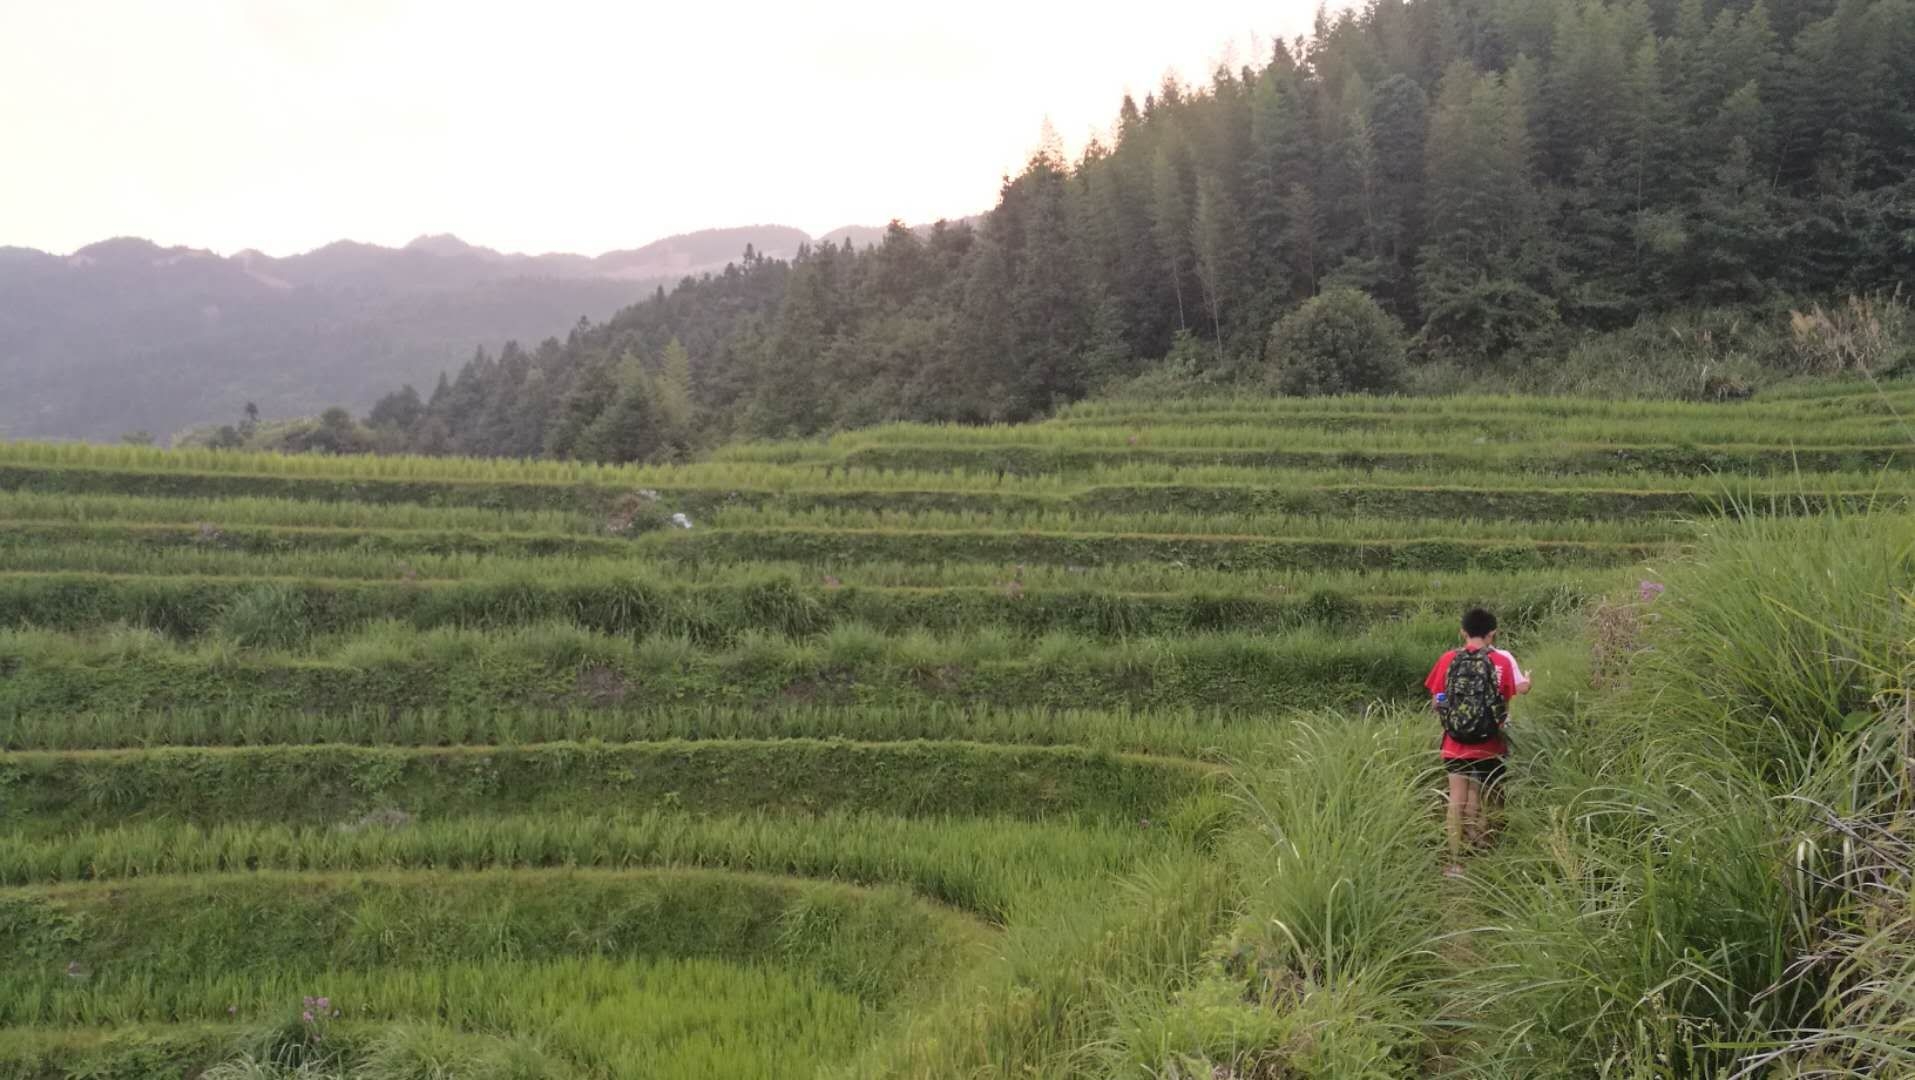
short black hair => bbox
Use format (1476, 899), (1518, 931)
(1461, 607), (1498, 638)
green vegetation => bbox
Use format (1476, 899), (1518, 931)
(0, 702), (1266, 757)
(0, 869), (977, 1013)
(1267, 289), (1410, 396)
(3, 381), (1910, 1076)
(0, 619), (1448, 713)
(297, 0), (1915, 460)
(0, 870), (963, 1079)
(0, 741), (1212, 833)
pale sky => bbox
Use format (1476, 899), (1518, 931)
(1, 1), (1335, 257)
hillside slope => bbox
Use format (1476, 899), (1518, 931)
(0, 383), (1907, 1077)
(339, 0), (1915, 463)
(0, 225), (813, 442)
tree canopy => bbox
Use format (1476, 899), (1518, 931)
(353, 0), (1914, 462)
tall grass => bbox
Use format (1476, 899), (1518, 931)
(0, 619), (1457, 714)
(0, 490), (602, 534)
(826, 443), (1910, 480)
(0, 442), (721, 486)
(9, 458), (1906, 504)
(1094, 711), (1445, 1078)
(207, 1023), (579, 1080)
(0, 740), (1213, 835)
(1058, 511), (1912, 1079)
(9, 957), (872, 1080)
(0, 546), (1609, 607)
(0, 516), (1665, 571)
(0, 701), (1279, 758)
(693, 503), (1695, 544)
(833, 415), (1914, 450)
(0, 487), (1699, 543)
(1054, 383), (1915, 422)
(1443, 512), (1914, 1077)
(0, 811), (1164, 919)
(0, 867), (978, 1017)
(844, 852), (1234, 1079)
(0, 569), (1527, 646)
(1619, 513), (1913, 777)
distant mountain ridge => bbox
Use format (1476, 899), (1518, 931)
(817, 219), (981, 250)
(0, 223), (859, 441)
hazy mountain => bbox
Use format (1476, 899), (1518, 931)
(0, 225), (819, 441)
(816, 225), (889, 250)
(819, 220), (981, 251)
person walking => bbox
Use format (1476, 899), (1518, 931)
(1426, 607), (1529, 879)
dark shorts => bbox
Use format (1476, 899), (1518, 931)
(1444, 756), (1507, 788)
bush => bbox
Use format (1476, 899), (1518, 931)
(1787, 291), (1912, 377)
(215, 584), (310, 650)
(1266, 289), (1408, 396)
(1416, 275), (1560, 360)
(1499, 307), (1777, 401)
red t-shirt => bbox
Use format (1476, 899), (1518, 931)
(1425, 646), (1518, 760)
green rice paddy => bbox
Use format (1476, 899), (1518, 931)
(1, 383), (1908, 1077)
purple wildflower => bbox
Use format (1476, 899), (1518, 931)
(302, 1010), (315, 1024)
(1639, 580), (1666, 603)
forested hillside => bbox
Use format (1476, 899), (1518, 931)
(344, 0), (1914, 463)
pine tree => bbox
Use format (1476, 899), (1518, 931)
(1150, 145), (1195, 332)
(1248, 56), (1319, 308)
(505, 368), (552, 458)
(1681, 85), (1781, 304)
(652, 337), (695, 460)
(1418, 61), (1556, 355)
(544, 353), (617, 459)
(576, 351), (664, 464)
(1192, 172), (1244, 360)
(1368, 73), (1430, 316)
(1078, 289), (1134, 386)
(1542, 0), (1632, 178)
(1004, 154), (1094, 416)
(1323, 76), (1386, 296)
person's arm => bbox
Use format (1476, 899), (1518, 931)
(1426, 653), (1449, 711)
(1498, 648), (1532, 695)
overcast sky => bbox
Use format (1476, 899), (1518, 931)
(2, 1), (1336, 257)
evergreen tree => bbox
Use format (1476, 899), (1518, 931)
(576, 351), (664, 464)
(1367, 73), (1430, 316)
(1150, 144), (1196, 332)
(1192, 172), (1244, 360)
(544, 352), (617, 458)
(366, 385), (424, 432)
(1418, 61), (1557, 355)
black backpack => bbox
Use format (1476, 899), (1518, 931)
(1441, 649), (1506, 744)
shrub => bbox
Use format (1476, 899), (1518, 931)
(1522, 308), (1774, 400)
(1265, 289), (1408, 396)
(1788, 291), (1912, 377)
(1416, 275), (1560, 360)
(215, 584), (310, 651)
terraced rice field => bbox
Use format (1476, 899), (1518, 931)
(0, 387), (1909, 1078)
